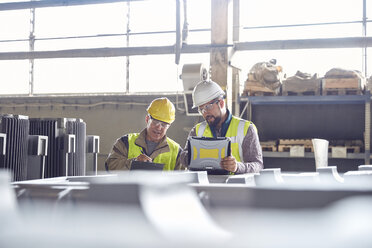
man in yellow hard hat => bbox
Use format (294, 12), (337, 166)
(182, 80), (263, 174)
(105, 97), (184, 171)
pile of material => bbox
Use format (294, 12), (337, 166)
(366, 75), (372, 93)
(282, 71), (321, 96)
(322, 68), (365, 95)
(243, 59), (282, 96)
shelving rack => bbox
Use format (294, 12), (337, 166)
(239, 93), (371, 172)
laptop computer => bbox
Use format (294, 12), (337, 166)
(187, 136), (231, 175)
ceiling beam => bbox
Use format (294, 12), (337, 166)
(0, 37), (371, 60)
(234, 37), (372, 51)
(0, 0), (142, 11)
(0, 45), (214, 60)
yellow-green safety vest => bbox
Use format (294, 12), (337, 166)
(127, 133), (180, 170)
(195, 116), (255, 162)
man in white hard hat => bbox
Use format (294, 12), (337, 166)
(105, 97), (184, 171)
(183, 80), (263, 174)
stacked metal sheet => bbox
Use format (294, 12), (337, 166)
(29, 119), (58, 178)
(0, 114), (29, 181)
(29, 118), (86, 178)
(65, 118), (86, 176)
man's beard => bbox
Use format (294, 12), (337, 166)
(206, 115), (221, 128)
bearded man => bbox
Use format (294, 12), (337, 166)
(183, 80), (263, 174)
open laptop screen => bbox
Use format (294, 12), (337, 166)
(187, 136), (231, 174)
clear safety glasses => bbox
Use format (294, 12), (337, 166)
(198, 99), (220, 114)
(150, 116), (170, 129)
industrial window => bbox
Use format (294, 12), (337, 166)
(0, 9), (29, 95)
(239, 0), (369, 78)
(241, 0), (362, 40)
(32, 0), (210, 94)
(0, 0), (370, 95)
(0, 60), (29, 95)
(0, 9), (29, 43)
(129, 53), (210, 93)
(33, 57), (127, 94)
(35, 3), (127, 48)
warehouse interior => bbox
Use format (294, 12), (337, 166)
(1, 0), (372, 247)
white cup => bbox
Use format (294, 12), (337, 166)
(312, 139), (329, 169)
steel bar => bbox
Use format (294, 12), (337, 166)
(0, 0), (143, 11)
(1, 37), (372, 60)
(234, 37), (372, 51)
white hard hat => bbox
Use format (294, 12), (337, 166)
(192, 80), (225, 108)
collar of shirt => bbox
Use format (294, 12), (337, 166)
(210, 109), (232, 137)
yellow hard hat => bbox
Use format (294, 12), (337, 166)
(147, 97), (175, 124)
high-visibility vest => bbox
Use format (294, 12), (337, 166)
(127, 133), (180, 170)
(195, 116), (255, 162)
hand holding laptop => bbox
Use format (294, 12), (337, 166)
(220, 155), (237, 173)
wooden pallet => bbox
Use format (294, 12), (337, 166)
(323, 88), (363, 95)
(242, 91), (275, 97)
(243, 80), (279, 96)
(345, 146), (361, 153)
(323, 78), (361, 89)
(329, 146), (361, 153)
(322, 78), (364, 95)
(282, 78), (321, 96)
(248, 91), (276, 96)
(278, 145), (361, 153)
(329, 139), (364, 147)
(262, 146), (277, 152)
(278, 144), (314, 153)
(279, 139), (313, 146)
(278, 139), (313, 153)
(345, 140), (364, 147)
(261, 141), (278, 152)
(282, 90), (320, 96)
(330, 145), (362, 158)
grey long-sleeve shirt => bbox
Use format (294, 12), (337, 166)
(181, 120), (264, 174)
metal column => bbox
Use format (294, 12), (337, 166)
(28, 3), (35, 96)
(365, 92), (371, 164)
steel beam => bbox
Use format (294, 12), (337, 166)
(234, 37), (372, 51)
(0, 37), (371, 60)
(0, 0), (142, 11)
(0, 45), (213, 60)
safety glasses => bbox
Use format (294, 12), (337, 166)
(149, 116), (170, 128)
(198, 99), (220, 114)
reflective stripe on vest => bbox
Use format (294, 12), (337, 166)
(127, 133), (179, 170)
(195, 116), (252, 162)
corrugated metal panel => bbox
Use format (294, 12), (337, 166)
(30, 118), (86, 178)
(0, 114), (29, 181)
